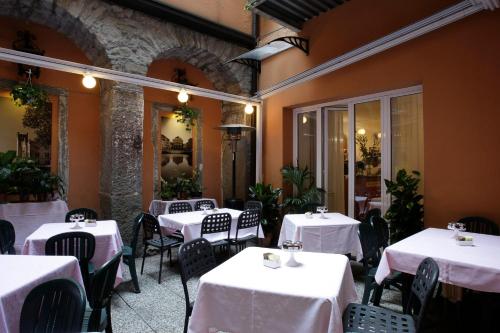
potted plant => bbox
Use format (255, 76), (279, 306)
(248, 183), (283, 246)
(384, 169), (424, 244)
(0, 151), (16, 202)
(160, 178), (176, 200)
(174, 104), (198, 131)
(281, 165), (323, 214)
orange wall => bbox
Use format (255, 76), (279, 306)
(0, 17), (101, 212)
(143, 59), (222, 209)
(261, 5), (500, 227)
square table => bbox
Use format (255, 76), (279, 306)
(278, 212), (363, 260)
(158, 208), (263, 243)
(22, 220), (124, 286)
(149, 198), (218, 216)
(189, 247), (357, 333)
(0, 255), (84, 333)
(375, 228), (500, 293)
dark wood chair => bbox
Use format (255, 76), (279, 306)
(0, 219), (15, 254)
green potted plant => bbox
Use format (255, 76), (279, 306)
(160, 178), (176, 200)
(248, 183), (283, 246)
(0, 151), (16, 202)
(281, 165), (323, 214)
(384, 169), (424, 244)
(174, 104), (198, 131)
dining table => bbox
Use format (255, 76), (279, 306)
(278, 212), (363, 260)
(375, 228), (500, 293)
(189, 247), (358, 333)
(158, 208), (263, 243)
(0, 255), (84, 333)
(148, 198), (218, 216)
(22, 220), (124, 286)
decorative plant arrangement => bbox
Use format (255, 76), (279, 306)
(384, 169), (424, 244)
(244, 0), (257, 10)
(174, 104), (198, 131)
(355, 133), (381, 176)
(248, 183), (282, 235)
(281, 165), (323, 214)
(0, 150), (64, 203)
(160, 169), (202, 200)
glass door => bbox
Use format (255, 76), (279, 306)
(293, 109), (321, 187)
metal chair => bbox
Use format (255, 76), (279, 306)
(168, 202), (193, 214)
(343, 257), (440, 333)
(140, 213), (182, 284)
(83, 251), (122, 333)
(230, 209), (261, 252)
(194, 199), (215, 211)
(178, 238), (217, 333)
(122, 214), (142, 293)
(0, 219), (15, 254)
(244, 200), (263, 213)
(457, 216), (499, 236)
(20, 278), (86, 333)
(65, 208), (98, 222)
(371, 215), (389, 249)
(45, 232), (96, 291)
(200, 212), (232, 250)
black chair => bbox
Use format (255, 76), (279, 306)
(194, 199), (215, 211)
(364, 208), (382, 224)
(168, 202), (193, 214)
(140, 213), (182, 284)
(200, 212), (232, 251)
(20, 278), (86, 333)
(65, 208), (98, 222)
(343, 257), (440, 333)
(457, 216), (499, 236)
(122, 214), (142, 293)
(244, 200), (263, 213)
(230, 209), (261, 252)
(45, 232), (96, 291)
(178, 238), (217, 333)
(358, 222), (401, 305)
(83, 251), (122, 333)
(371, 215), (389, 249)
(0, 219), (15, 254)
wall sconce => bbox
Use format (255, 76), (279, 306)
(177, 88), (189, 103)
(244, 103), (254, 115)
(82, 73), (97, 89)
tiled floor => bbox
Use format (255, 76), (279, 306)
(112, 249), (402, 333)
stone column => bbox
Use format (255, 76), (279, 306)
(99, 81), (144, 241)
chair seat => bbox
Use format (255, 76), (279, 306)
(122, 245), (132, 257)
(146, 236), (182, 249)
(343, 303), (415, 333)
(209, 239), (230, 247)
(230, 234), (257, 244)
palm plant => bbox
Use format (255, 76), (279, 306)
(248, 183), (282, 232)
(281, 165), (322, 214)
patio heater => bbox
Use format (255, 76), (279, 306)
(216, 124), (254, 210)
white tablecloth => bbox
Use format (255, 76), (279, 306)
(148, 198), (218, 216)
(158, 208), (263, 243)
(0, 255), (84, 333)
(0, 200), (68, 253)
(22, 220), (124, 286)
(278, 213), (363, 260)
(189, 247), (358, 333)
(375, 228), (500, 293)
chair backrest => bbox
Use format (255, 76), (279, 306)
(88, 251), (122, 309)
(244, 200), (263, 213)
(0, 219), (15, 254)
(371, 216), (389, 249)
(140, 212), (165, 247)
(457, 216), (499, 236)
(364, 208), (382, 224)
(65, 208), (98, 222)
(129, 213), (143, 255)
(200, 213), (232, 238)
(20, 278), (86, 333)
(168, 202), (193, 214)
(358, 222), (381, 270)
(194, 200), (215, 211)
(236, 209), (261, 240)
(405, 257), (440, 332)
(178, 238), (217, 308)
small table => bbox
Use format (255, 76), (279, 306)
(0, 200), (68, 253)
(375, 228), (500, 293)
(0, 255), (84, 333)
(158, 208), (263, 243)
(189, 247), (358, 333)
(278, 213), (363, 260)
(22, 220), (124, 286)
(148, 198), (218, 216)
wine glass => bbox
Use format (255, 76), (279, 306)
(70, 214), (83, 229)
(281, 240), (303, 267)
(316, 206), (328, 219)
(200, 204), (210, 215)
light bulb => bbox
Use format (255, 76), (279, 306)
(177, 89), (189, 103)
(82, 73), (96, 89)
(357, 128), (366, 135)
(377, 132), (382, 139)
(244, 103), (254, 114)
(302, 115), (308, 124)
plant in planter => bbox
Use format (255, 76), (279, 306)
(384, 169), (424, 244)
(248, 183), (283, 243)
(160, 178), (176, 200)
(174, 104), (198, 131)
(0, 151), (16, 202)
(281, 165), (323, 214)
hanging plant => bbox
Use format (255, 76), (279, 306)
(11, 84), (48, 110)
(244, 0), (258, 10)
(174, 104), (199, 131)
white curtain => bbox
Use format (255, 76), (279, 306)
(328, 110), (346, 213)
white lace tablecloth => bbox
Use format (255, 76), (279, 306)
(278, 213), (363, 260)
(158, 208), (263, 242)
(0, 200), (68, 253)
(189, 247), (358, 333)
(0, 255), (84, 333)
(22, 220), (124, 286)
(375, 228), (500, 293)
(148, 198), (218, 216)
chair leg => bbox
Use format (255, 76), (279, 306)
(183, 313), (189, 333)
(168, 247), (173, 266)
(105, 303), (113, 333)
(158, 249), (164, 284)
(362, 276), (374, 305)
(128, 258), (140, 293)
(373, 283), (384, 306)
(140, 245), (147, 275)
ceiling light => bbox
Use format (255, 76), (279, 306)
(82, 73), (96, 89)
(244, 103), (254, 114)
(357, 128), (366, 135)
(302, 115), (307, 124)
(177, 89), (189, 103)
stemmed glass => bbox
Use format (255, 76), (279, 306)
(316, 206), (328, 219)
(447, 222), (465, 239)
(70, 213), (84, 229)
(281, 240), (303, 267)
(200, 204), (211, 215)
